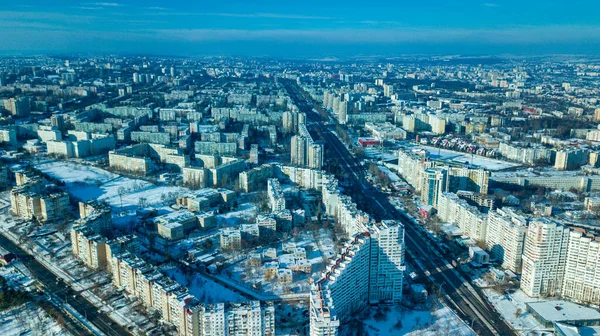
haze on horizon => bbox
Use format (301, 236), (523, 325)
(2, 0), (600, 57)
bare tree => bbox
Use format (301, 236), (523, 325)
(138, 197), (147, 209)
(118, 186), (126, 212)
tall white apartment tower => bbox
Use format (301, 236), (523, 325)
(338, 101), (348, 125)
(290, 124), (323, 169)
(561, 228), (600, 304)
(520, 218), (570, 298)
(310, 224), (405, 335)
(368, 220), (405, 304)
(485, 208), (528, 273)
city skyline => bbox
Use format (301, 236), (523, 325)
(2, 1), (600, 56)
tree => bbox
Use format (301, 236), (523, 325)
(138, 197), (147, 209)
(413, 316), (421, 329)
(514, 308), (522, 318)
(118, 186), (126, 211)
(393, 319), (403, 330)
(373, 309), (386, 322)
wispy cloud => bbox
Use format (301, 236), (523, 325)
(73, 6), (103, 10)
(146, 26), (600, 44)
(148, 11), (333, 20)
(483, 3), (500, 7)
(0, 11), (98, 23)
(2, 25), (600, 54)
(85, 2), (123, 7)
(359, 20), (403, 26)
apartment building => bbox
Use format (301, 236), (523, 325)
(436, 192), (488, 243)
(10, 180), (69, 223)
(309, 289), (340, 336)
(485, 208), (528, 273)
(256, 214), (277, 232)
(249, 144), (259, 164)
(421, 167), (447, 206)
(0, 127), (17, 145)
(310, 225), (405, 335)
(290, 124), (323, 169)
(220, 228), (242, 250)
(561, 228), (600, 304)
(198, 301), (275, 336)
(46, 132), (116, 158)
(239, 164), (273, 193)
(78, 200), (112, 235)
(274, 165), (323, 191)
(554, 148), (589, 171)
(521, 219), (570, 298)
(368, 220), (406, 304)
(71, 225), (108, 270)
(267, 178), (286, 212)
(195, 141), (237, 156)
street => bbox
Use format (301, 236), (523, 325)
(282, 79), (514, 336)
(0, 233), (131, 336)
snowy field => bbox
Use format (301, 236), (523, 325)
(417, 146), (521, 171)
(0, 302), (72, 336)
(37, 161), (189, 227)
(38, 162), (187, 208)
(362, 303), (474, 336)
(483, 288), (549, 335)
(216, 203), (258, 227)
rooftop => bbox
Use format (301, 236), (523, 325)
(527, 300), (600, 323)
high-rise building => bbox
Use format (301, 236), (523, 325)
(249, 144), (259, 164)
(561, 228), (600, 304)
(267, 178), (286, 212)
(50, 114), (66, 131)
(421, 168), (447, 206)
(554, 149), (589, 171)
(4, 97), (30, 117)
(298, 112), (306, 125)
(282, 111), (298, 133)
(521, 219), (570, 298)
(485, 208), (528, 273)
(338, 101), (348, 125)
(368, 220), (405, 304)
(290, 124), (323, 169)
(383, 84), (394, 97)
(429, 115), (446, 135)
(310, 221), (405, 335)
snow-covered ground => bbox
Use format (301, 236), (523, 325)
(38, 161), (118, 185)
(161, 265), (245, 304)
(37, 161), (189, 228)
(362, 303), (474, 336)
(0, 302), (72, 336)
(216, 203), (258, 227)
(483, 288), (549, 335)
(38, 161), (187, 209)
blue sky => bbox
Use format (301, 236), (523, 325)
(2, 1), (600, 56)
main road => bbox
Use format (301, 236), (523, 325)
(0, 233), (131, 336)
(282, 79), (513, 336)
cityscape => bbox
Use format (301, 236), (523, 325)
(1, 2), (600, 336)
